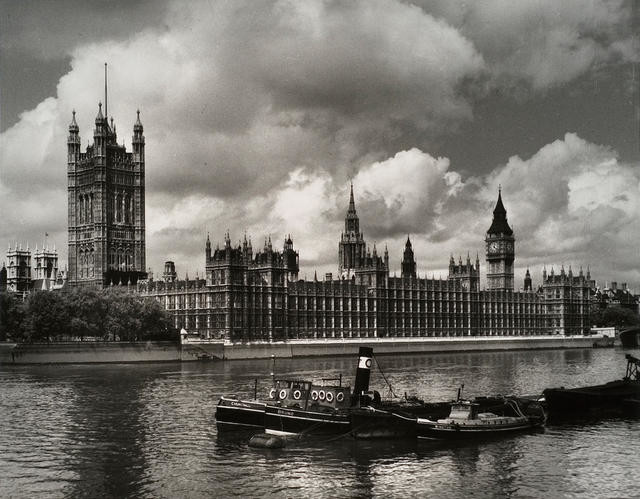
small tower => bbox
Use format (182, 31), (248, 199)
(485, 187), (515, 291)
(0, 262), (7, 292)
(6, 243), (32, 292)
(163, 261), (177, 283)
(401, 235), (417, 279)
(283, 234), (299, 281)
(524, 268), (532, 291)
(33, 243), (59, 290)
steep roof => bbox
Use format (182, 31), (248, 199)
(487, 189), (513, 235)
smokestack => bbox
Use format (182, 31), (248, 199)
(353, 346), (373, 398)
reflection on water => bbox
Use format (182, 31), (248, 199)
(0, 348), (638, 498)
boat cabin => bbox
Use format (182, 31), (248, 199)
(267, 379), (351, 411)
(448, 401), (480, 420)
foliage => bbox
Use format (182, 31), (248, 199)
(1, 288), (176, 343)
(0, 292), (25, 341)
(591, 305), (640, 329)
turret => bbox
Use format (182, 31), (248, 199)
(206, 233), (211, 260)
(524, 268), (532, 291)
(132, 110), (145, 164)
(401, 235), (416, 279)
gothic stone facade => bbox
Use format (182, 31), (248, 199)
(138, 189), (591, 340)
(67, 103), (146, 288)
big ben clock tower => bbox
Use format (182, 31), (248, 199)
(485, 188), (514, 291)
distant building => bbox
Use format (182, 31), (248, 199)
(4, 243), (66, 293)
(6, 243), (32, 292)
(67, 67), (146, 288)
(139, 187), (591, 339)
(591, 281), (639, 314)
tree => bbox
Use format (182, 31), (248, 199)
(65, 287), (107, 340)
(0, 292), (25, 341)
(591, 305), (640, 329)
(23, 291), (69, 342)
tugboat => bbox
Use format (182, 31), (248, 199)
(216, 379), (315, 429)
(215, 347), (372, 433)
(263, 347), (373, 436)
(416, 387), (545, 440)
(543, 354), (640, 418)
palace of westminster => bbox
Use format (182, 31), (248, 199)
(7, 87), (637, 341)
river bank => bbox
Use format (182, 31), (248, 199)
(0, 334), (603, 365)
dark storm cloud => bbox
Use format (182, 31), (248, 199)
(1, 0), (638, 289)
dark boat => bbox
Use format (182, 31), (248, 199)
(216, 347), (371, 434)
(216, 378), (325, 430)
(416, 396), (545, 440)
(215, 397), (266, 429)
(619, 327), (640, 348)
(263, 347), (373, 437)
(543, 354), (640, 417)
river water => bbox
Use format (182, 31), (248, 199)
(1, 347), (638, 498)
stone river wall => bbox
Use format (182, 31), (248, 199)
(0, 335), (600, 365)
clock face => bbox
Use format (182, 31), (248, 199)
(489, 242), (499, 253)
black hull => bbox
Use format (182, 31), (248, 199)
(620, 328), (640, 348)
(215, 398), (266, 429)
(350, 408), (417, 439)
(416, 418), (542, 440)
(543, 380), (640, 415)
(264, 406), (350, 436)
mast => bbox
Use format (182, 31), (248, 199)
(104, 62), (108, 120)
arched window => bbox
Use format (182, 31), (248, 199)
(116, 194), (122, 223)
(79, 250), (84, 278)
(89, 193), (93, 222)
(125, 194), (131, 224)
(78, 195), (84, 224)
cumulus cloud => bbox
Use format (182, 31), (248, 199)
(423, 0), (637, 90)
(1, 0), (638, 291)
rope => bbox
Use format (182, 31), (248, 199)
(373, 355), (400, 399)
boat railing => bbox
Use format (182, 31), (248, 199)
(624, 354), (640, 382)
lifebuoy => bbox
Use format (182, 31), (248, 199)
(318, 390), (326, 401)
(279, 389), (287, 400)
(311, 390), (319, 400)
(326, 391), (334, 403)
(336, 392), (345, 403)
(293, 390), (302, 400)
(269, 388), (276, 399)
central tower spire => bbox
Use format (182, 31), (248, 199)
(338, 183), (366, 279)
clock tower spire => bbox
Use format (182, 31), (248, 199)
(485, 187), (515, 291)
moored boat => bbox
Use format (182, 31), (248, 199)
(263, 347), (373, 437)
(619, 327), (640, 348)
(216, 378), (314, 429)
(543, 354), (640, 418)
(416, 396), (545, 440)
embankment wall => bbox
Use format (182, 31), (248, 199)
(0, 341), (181, 365)
(0, 335), (599, 365)
(221, 335), (597, 360)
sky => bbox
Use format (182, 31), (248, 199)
(1, 0), (639, 290)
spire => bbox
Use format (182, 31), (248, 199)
(96, 102), (104, 122)
(69, 110), (79, 132)
(134, 109), (143, 131)
(405, 234), (412, 247)
(348, 182), (356, 214)
(487, 187), (513, 235)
